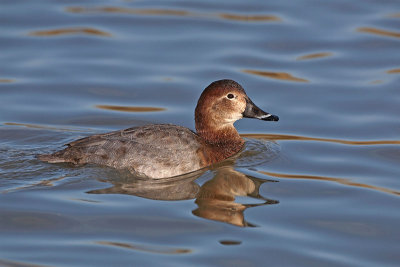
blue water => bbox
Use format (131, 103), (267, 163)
(1, 0), (400, 266)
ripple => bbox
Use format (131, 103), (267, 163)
(0, 259), (50, 267)
(0, 211), (79, 231)
(241, 133), (400, 146)
(235, 138), (280, 167)
(386, 68), (400, 74)
(66, 6), (192, 17)
(4, 122), (91, 132)
(242, 69), (309, 83)
(0, 78), (15, 83)
(369, 80), (384, 85)
(95, 105), (165, 112)
(219, 240), (242, 245)
(357, 27), (400, 39)
(28, 27), (112, 37)
(296, 52), (333, 61)
(95, 241), (191, 254)
(218, 13), (281, 22)
(259, 170), (400, 196)
(66, 6), (282, 23)
(1, 175), (68, 194)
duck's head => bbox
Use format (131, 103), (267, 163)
(195, 79), (278, 141)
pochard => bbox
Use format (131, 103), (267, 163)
(38, 79), (279, 178)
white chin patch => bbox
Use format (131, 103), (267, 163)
(225, 114), (243, 123)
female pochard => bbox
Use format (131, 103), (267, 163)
(38, 80), (279, 178)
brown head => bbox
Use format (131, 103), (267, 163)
(195, 79), (278, 145)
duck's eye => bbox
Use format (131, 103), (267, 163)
(227, 93), (235, 99)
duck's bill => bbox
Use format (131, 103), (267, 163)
(243, 98), (279, 121)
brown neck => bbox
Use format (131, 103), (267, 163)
(196, 118), (245, 158)
(196, 124), (242, 144)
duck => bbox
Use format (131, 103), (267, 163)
(37, 79), (279, 178)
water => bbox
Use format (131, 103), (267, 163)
(1, 0), (400, 266)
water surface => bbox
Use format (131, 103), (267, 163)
(1, 0), (400, 266)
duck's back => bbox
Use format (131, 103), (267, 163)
(38, 124), (207, 178)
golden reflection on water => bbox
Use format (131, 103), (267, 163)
(28, 27), (112, 37)
(4, 122), (91, 132)
(66, 6), (192, 16)
(65, 6), (282, 23)
(259, 170), (400, 196)
(219, 13), (281, 22)
(369, 80), (384, 85)
(388, 13), (400, 18)
(357, 27), (400, 38)
(296, 52), (333, 61)
(96, 241), (191, 254)
(242, 69), (309, 83)
(241, 133), (400, 146)
(95, 105), (166, 112)
(219, 240), (242, 245)
(0, 78), (15, 83)
(386, 68), (400, 74)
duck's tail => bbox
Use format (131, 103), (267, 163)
(36, 150), (70, 163)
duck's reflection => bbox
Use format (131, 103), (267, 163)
(88, 165), (278, 227)
(88, 170), (201, 201)
(193, 166), (278, 227)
